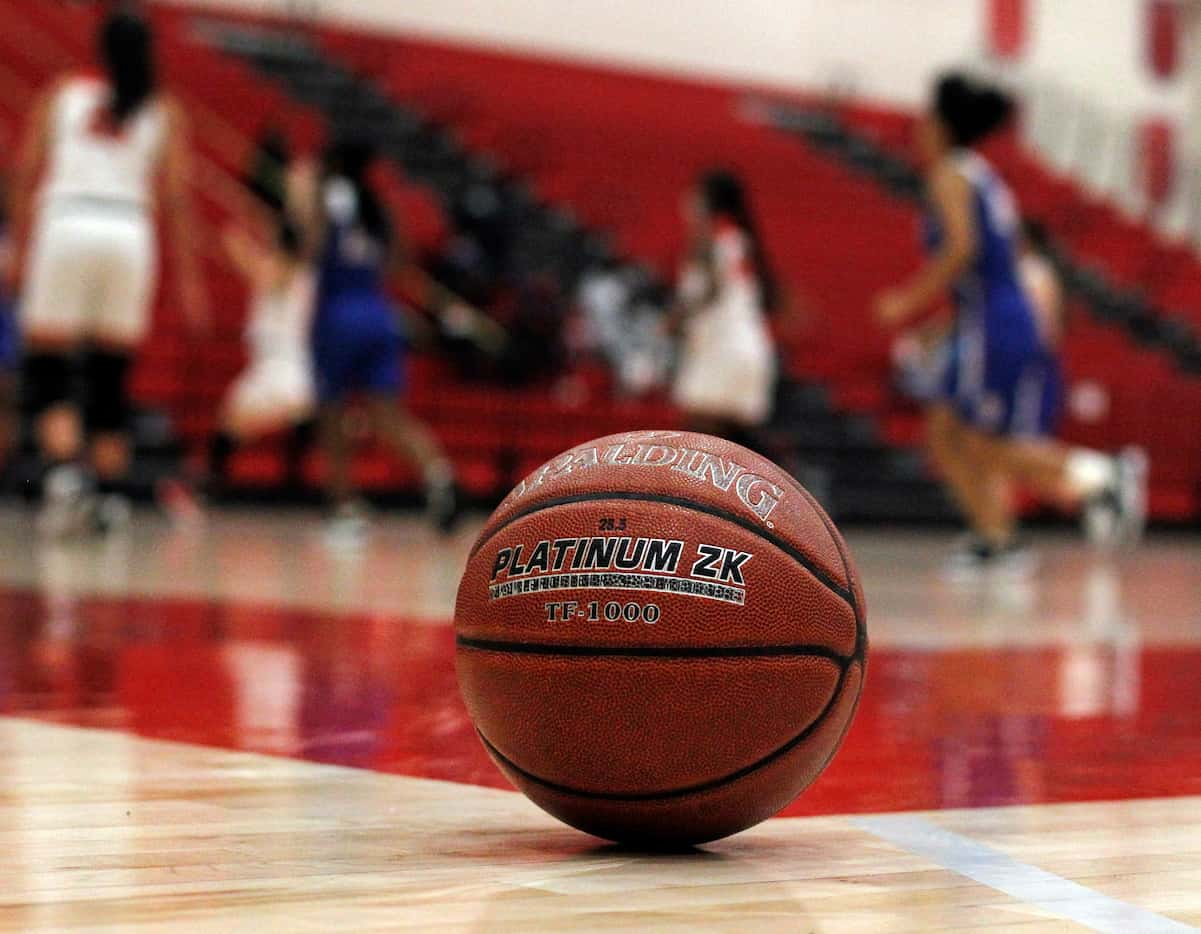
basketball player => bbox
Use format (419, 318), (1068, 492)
(207, 219), (315, 489)
(288, 138), (458, 543)
(671, 171), (777, 446)
(874, 73), (1145, 566)
(9, 9), (206, 535)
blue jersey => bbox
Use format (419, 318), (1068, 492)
(317, 177), (390, 307)
(923, 153), (1055, 436)
(312, 177), (405, 402)
(924, 152), (1038, 353)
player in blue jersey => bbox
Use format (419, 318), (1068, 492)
(289, 139), (459, 542)
(875, 73), (1145, 568)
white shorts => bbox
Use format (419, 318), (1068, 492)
(21, 207), (157, 346)
(227, 357), (314, 423)
(673, 326), (775, 426)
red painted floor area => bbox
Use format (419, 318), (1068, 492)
(2, 587), (1198, 816)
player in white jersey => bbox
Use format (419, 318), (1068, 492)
(205, 219), (315, 489)
(671, 171), (777, 444)
(8, 10), (205, 534)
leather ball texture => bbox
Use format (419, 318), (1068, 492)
(454, 430), (867, 846)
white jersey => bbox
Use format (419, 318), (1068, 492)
(673, 221), (776, 425)
(41, 77), (167, 209)
(246, 269), (316, 366)
(227, 268), (316, 421)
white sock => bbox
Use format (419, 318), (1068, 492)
(424, 459), (453, 487)
(1065, 450), (1113, 498)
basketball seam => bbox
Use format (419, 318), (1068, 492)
(466, 491), (853, 607)
(474, 656), (852, 802)
(456, 636), (851, 664)
(789, 480), (867, 663)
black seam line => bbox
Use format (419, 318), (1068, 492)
(457, 635), (851, 664)
(788, 479), (867, 664)
(468, 491), (853, 608)
(475, 657), (859, 802)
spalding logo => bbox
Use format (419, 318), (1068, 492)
(508, 431), (784, 523)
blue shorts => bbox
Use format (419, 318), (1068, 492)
(313, 292), (405, 404)
(943, 324), (1060, 438)
(0, 301), (18, 373)
(894, 337), (951, 404)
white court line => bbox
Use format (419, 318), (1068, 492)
(854, 814), (1197, 933)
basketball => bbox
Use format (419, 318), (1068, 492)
(454, 430), (866, 845)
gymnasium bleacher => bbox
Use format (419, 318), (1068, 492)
(4, 1), (1198, 521)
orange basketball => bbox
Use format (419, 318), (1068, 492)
(454, 430), (866, 845)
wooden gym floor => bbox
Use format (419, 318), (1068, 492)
(0, 507), (1197, 932)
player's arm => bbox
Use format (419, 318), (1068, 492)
(874, 163), (976, 327)
(7, 85), (55, 291)
(679, 239), (719, 311)
(1038, 263), (1065, 346)
(161, 99), (210, 333)
(397, 262), (508, 355)
(666, 240), (718, 332)
(382, 203), (506, 354)
(221, 226), (274, 292)
(284, 157), (324, 261)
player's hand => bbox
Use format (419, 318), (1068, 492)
(873, 289), (912, 328)
(440, 301), (508, 355)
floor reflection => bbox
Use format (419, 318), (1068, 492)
(2, 553), (1198, 815)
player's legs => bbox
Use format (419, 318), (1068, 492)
(312, 302), (361, 516)
(967, 431), (1140, 529)
(22, 346), (80, 463)
(364, 396), (457, 530)
(956, 358), (1145, 550)
(283, 417), (316, 490)
(358, 330), (457, 531)
(19, 215), (93, 534)
(198, 363), (314, 496)
(318, 401), (354, 507)
(928, 403), (1026, 554)
(21, 216), (91, 465)
(221, 363), (314, 441)
(84, 216), (156, 516)
(83, 345), (134, 481)
(315, 399), (374, 547)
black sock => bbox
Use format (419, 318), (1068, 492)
(284, 419), (315, 488)
(209, 431), (237, 482)
(97, 476), (125, 497)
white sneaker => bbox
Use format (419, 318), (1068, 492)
(425, 474), (459, 533)
(1115, 447), (1148, 547)
(1083, 448), (1148, 549)
(93, 494), (133, 535)
(323, 501), (370, 550)
(942, 537), (1035, 581)
(37, 465), (90, 539)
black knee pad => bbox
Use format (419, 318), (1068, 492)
(21, 352), (74, 418)
(82, 350), (133, 434)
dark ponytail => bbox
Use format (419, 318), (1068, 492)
(934, 72), (1013, 148)
(699, 170), (779, 313)
(99, 10), (156, 124)
(324, 137), (392, 246)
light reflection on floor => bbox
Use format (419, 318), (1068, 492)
(1, 509), (1198, 817)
